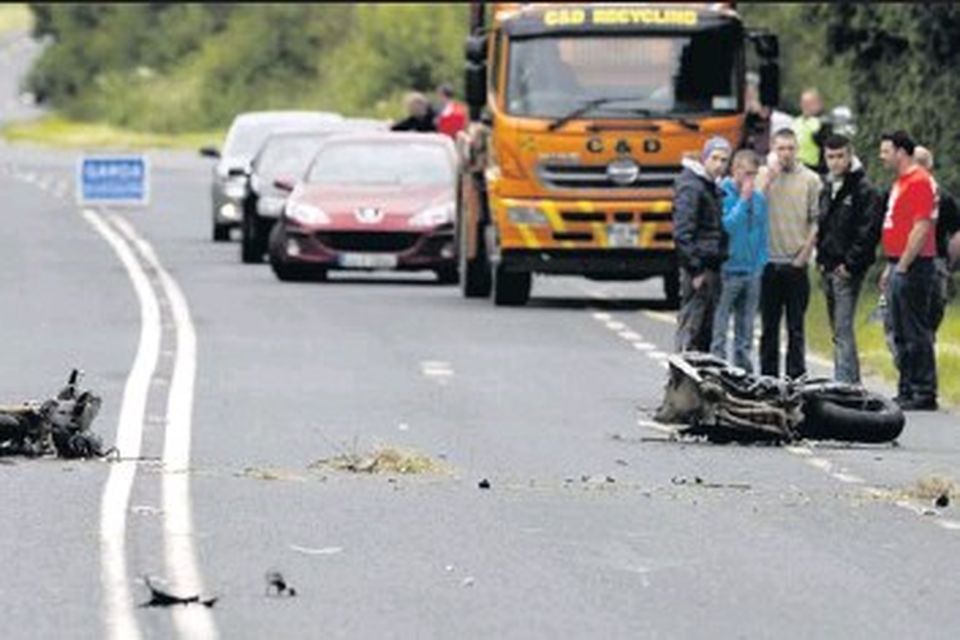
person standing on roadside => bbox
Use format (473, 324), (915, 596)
(879, 131), (939, 411)
(792, 88), (831, 173)
(758, 128), (822, 379)
(673, 137), (732, 353)
(390, 92), (437, 132)
(913, 146), (960, 336)
(434, 83), (467, 139)
(711, 149), (768, 371)
(816, 134), (882, 384)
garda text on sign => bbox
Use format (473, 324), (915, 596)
(77, 155), (150, 206)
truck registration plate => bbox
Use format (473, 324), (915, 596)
(607, 223), (639, 248)
(338, 253), (398, 269)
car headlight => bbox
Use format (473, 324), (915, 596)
(507, 206), (548, 225)
(285, 201), (329, 225)
(223, 178), (247, 199)
(257, 196), (287, 218)
(409, 202), (454, 228)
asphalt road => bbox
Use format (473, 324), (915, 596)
(3, 31), (960, 640)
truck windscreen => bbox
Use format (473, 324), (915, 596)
(505, 29), (741, 119)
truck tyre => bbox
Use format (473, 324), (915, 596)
(493, 265), (531, 306)
(664, 272), (680, 310)
(799, 392), (905, 443)
(212, 220), (230, 242)
(241, 209), (264, 264)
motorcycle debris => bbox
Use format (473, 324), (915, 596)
(139, 576), (217, 608)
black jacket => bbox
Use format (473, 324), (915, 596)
(673, 160), (728, 275)
(936, 187), (960, 259)
(390, 105), (438, 133)
(816, 163), (882, 275)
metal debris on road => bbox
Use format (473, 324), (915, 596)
(0, 369), (112, 459)
(139, 576), (218, 608)
(477, 478), (491, 489)
(265, 570), (297, 597)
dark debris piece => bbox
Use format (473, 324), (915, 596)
(936, 493), (950, 509)
(265, 571), (297, 597)
(139, 576), (218, 608)
(478, 478), (491, 490)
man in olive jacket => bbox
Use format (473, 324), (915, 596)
(673, 137), (732, 352)
(816, 134), (882, 383)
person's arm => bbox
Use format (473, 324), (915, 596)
(792, 173), (822, 267)
(845, 182), (883, 274)
(672, 182), (701, 275)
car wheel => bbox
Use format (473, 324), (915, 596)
(435, 265), (459, 285)
(493, 265), (531, 306)
(664, 271), (680, 310)
(213, 221), (230, 242)
(271, 260), (325, 282)
(241, 210), (264, 264)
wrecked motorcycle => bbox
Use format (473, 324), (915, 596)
(654, 353), (905, 444)
(0, 369), (111, 458)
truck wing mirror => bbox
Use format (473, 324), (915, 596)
(465, 34), (488, 64)
(759, 61), (780, 108)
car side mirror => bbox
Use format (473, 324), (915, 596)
(273, 177), (296, 192)
(227, 166), (248, 178)
(199, 146), (220, 159)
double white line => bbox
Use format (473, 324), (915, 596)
(85, 210), (217, 640)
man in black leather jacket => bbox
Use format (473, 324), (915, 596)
(816, 134), (882, 384)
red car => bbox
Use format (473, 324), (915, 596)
(268, 132), (458, 283)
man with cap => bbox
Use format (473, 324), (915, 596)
(672, 136), (732, 352)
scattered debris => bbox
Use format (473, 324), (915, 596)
(0, 369), (113, 459)
(581, 474), (616, 485)
(236, 466), (305, 482)
(131, 505), (162, 516)
(265, 570), (297, 597)
(461, 576), (475, 588)
(903, 475), (958, 502)
(477, 478), (491, 490)
(444, 565), (455, 572)
(615, 459), (629, 467)
(671, 475), (750, 490)
(936, 494), (950, 509)
(310, 446), (449, 475)
(139, 576), (217, 608)
(289, 544), (342, 556)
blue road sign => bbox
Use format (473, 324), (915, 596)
(77, 155), (149, 206)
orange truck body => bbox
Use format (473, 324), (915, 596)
(456, 2), (754, 306)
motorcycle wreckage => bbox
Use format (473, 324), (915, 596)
(0, 369), (111, 458)
(654, 353), (905, 445)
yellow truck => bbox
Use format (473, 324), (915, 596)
(456, 2), (780, 306)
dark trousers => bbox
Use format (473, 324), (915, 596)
(760, 263), (810, 379)
(889, 258), (938, 402)
(823, 270), (865, 384)
(675, 268), (721, 353)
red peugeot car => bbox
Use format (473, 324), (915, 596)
(268, 132), (458, 283)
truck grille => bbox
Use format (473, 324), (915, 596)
(315, 232), (420, 253)
(538, 163), (682, 190)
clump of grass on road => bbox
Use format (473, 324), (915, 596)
(0, 4), (31, 35)
(310, 446), (450, 475)
(806, 269), (960, 407)
(1, 115), (223, 150)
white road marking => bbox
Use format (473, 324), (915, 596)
(831, 472), (864, 484)
(592, 312), (612, 321)
(111, 215), (218, 640)
(85, 209), (157, 640)
(938, 520), (960, 531)
(637, 419), (674, 434)
(647, 351), (670, 361)
(605, 320), (627, 331)
(632, 342), (656, 351)
(421, 360), (454, 378)
(289, 544), (344, 556)
(618, 330), (642, 342)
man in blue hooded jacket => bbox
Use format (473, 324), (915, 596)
(711, 149), (769, 371)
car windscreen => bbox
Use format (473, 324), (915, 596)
(504, 28), (742, 118)
(254, 134), (333, 179)
(306, 142), (452, 186)
(224, 117), (336, 158)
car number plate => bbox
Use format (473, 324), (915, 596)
(338, 253), (398, 269)
(607, 223), (639, 248)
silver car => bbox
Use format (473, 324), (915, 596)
(199, 111), (343, 241)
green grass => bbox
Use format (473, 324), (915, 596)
(0, 4), (31, 35)
(806, 269), (960, 407)
(1, 115), (224, 151)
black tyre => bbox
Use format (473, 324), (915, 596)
(241, 210), (264, 264)
(459, 220), (492, 298)
(493, 265), (531, 306)
(664, 271), (680, 310)
(212, 221), (230, 242)
(270, 260), (325, 283)
(799, 392), (905, 443)
(435, 265), (459, 285)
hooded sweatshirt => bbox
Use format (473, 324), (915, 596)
(720, 177), (769, 277)
(816, 156), (882, 275)
(672, 158), (728, 274)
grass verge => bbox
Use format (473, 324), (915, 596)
(1, 115), (224, 151)
(806, 269), (960, 407)
(0, 4), (31, 35)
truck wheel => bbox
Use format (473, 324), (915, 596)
(212, 220), (230, 242)
(493, 265), (531, 306)
(664, 272), (680, 309)
(241, 210), (264, 264)
(459, 219), (492, 297)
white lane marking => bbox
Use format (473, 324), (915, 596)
(111, 215), (218, 640)
(647, 351), (670, 361)
(805, 457), (833, 472)
(289, 544), (344, 556)
(632, 342), (656, 351)
(421, 360), (454, 378)
(618, 331), (642, 342)
(831, 472), (864, 484)
(592, 312), (612, 321)
(85, 209), (156, 640)
(938, 520), (960, 531)
(605, 320), (627, 331)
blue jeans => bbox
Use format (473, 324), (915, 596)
(888, 259), (938, 402)
(823, 270), (864, 384)
(710, 272), (761, 372)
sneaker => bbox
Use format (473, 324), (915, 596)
(899, 397), (939, 411)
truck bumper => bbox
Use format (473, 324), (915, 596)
(498, 248), (676, 280)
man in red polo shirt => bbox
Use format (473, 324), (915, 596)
(434, 83), (467, 140)
(878, 130), (939, 410)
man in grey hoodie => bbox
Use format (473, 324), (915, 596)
(672, 137), (732, 352)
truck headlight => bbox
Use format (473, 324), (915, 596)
(507, 206), (548, 225)
(409, 202), (454, 228)
(285, 202), (329, 225)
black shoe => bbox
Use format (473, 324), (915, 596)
(899, 397), (939, 411)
